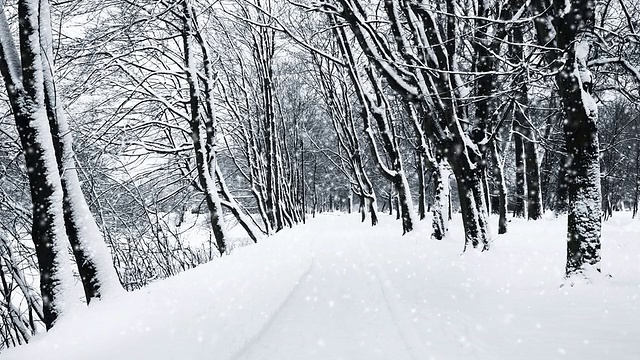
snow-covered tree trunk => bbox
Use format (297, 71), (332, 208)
(182, 0), (226, 255)
(554, 0), (602, 277)
(430, 158), (450, 240)
(215, 166), (261, 243)
(472, 0), (496, 223)
(365, 94), (414, 233)
(257, 26), (282, 232)
(0, 0), (79, 329)
(38, 0), (121, 301)
(192, 7), (263, 244)
(448, 150), (490, 251)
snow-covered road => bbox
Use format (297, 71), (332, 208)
(4, 213), (640, 359)
(232, 225), (423, 360)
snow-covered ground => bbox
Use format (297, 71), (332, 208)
(3, 213), (640, 360)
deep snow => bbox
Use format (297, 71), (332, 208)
(3, 213), (640, 360)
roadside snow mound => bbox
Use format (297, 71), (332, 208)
(3, 213), (640, 360)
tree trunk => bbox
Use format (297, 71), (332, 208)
(0, 0), (79, 329)
(312, 154), (318, 218)
(431, 159), (450, 240)
(395, 196), (400, 220)
(15, 109), (75, 329)
(369, 196), (379, 226)
(524, 139), (543, 219)
(392, 174), (413, 233)
(448, 151), (490, 250)
(215, 166), (262, 243)
(182, 0), (226, 254)
(417, 154), (427, 220)
(387, 184), (393, 216)
(554, 0), (602, 277)
(513, 131), (526, 218)
(490, 141), (508, 234)
(39, 0), (121, 302)
(359, 193), (366, 222)
(634, 144), (640, 218)
(539, 109), (557, 210)
(554, 154), (570, 214)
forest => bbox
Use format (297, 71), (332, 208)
(0, 0), (639, 357)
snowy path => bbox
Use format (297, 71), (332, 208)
(233, 228), (419, 360)
(4, 213), (640, 359)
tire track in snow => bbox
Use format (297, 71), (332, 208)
(227, 256), (315, 360)
(365, 240), (494, 360)
(359, 237), (426, 360)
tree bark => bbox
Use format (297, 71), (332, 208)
(513, 131), (526, 218)
(417, 154), (427, 220)
(554, 0), (602, 277)
(490, 141), (508, 234)
(448, 150), (490, 250)
(634, 143), (640, 218)
(430, 158), (450, 240)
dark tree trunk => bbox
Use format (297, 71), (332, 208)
(554, 0), (602, 277)
(490, 141), (508, 234)
(394, 174), (415, 233)
(513, 132), (526, 218)
(15, 109), (70, 330)
(449, 152), (490, 250)
(554, 154), (570, 214)
(539, 111), (555, 210)
(388, 184), (393, 216)
(417, 154), (427, 220)
(395, 196), (400, 220)
(430, 159), (449, 240)
(634, 144), (640, 218)
(524, 139), (543, 219)
(368, 197), (379, 226)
